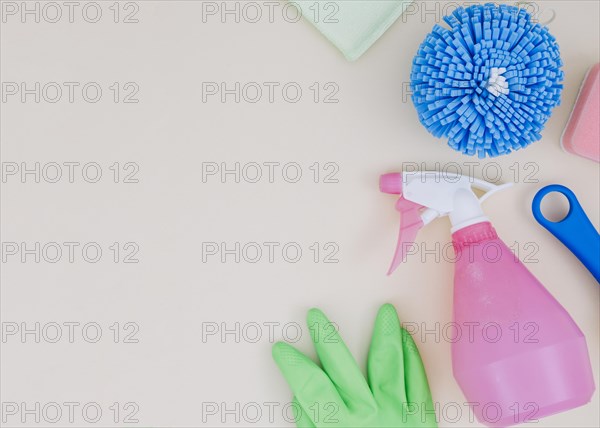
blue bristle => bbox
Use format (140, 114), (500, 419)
(410, 3), (563, 157)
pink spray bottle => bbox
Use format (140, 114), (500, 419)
(380, 171), (595, 427)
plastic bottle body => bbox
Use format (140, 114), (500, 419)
(451, 222), (595, 427)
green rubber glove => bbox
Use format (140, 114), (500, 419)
(272, 304), (437, 428)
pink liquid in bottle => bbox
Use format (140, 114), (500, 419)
(451, 222), (595, 427)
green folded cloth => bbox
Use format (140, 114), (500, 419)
(293, 0), (414, 60)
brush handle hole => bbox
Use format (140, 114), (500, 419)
(532, 185), (578, 228)
(538, 191), (571, 223)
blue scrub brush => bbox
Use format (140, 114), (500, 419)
(410, 4), (564, 158)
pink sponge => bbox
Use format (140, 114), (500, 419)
(561, 63), (600, 162)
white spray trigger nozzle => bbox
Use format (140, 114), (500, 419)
(381, 171), (512, 273)
(401, 172), (512, 218)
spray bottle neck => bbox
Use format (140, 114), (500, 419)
(452, 222), (498, 252)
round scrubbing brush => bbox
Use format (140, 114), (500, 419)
(410, 4), (564, 158)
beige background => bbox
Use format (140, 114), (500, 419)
(1, 1), (598, 427)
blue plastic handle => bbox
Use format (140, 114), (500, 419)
(532, 185), (600, 283)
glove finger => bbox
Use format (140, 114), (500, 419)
(367, 303), (407, 403)
(307, 308), (376, 411)
(291, 397), (316, 428)
(272, 342), (346, 415)
(402, 328), (436, 423)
